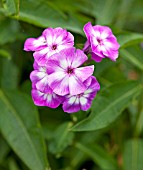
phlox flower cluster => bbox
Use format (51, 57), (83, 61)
(24, 22), (120, 113)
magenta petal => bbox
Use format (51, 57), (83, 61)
(62, 96), (80, 113)
(46, 53), (66, 74)
(65, 32), (74, 47)
(35, 76), (49, 92)
(48, 72), (69, 96)
(74, 65), (94, 82)
(90, 38), (104, 58)
(42, 28), (53, 45)
(89, 76), (100, 91)
(83, 22), (94, 41)
(93, 25), (112, 39)
(33, 61), (39, 70)
(82, 40), (91, 54)
(71, 49), (88, 68)
(63, 103), (81, 113)
(103, 36), (120, 50)
(30, 70), (42, 84)
(42, 27), (74, 49)
(24, 36), (46, 51)
(31, 89), (62, 108)
(61, 48), (75, 65)
(91, 53), (103, 62)
(69, 75), (87, 95)
(83, 76), (92, 87)
(31, 89), (45, 106)
(79, 96), (91, 111)
(33, 48), (49, 66)
(104, 50), (119, 61)
(44, 93), (62, 108)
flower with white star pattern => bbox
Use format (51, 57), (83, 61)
(62, 76), (100, 113)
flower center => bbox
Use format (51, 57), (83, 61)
(67, 67), (73, 74)
(52, 44), (57, 50)
(77, 93), (83, 98)
(97, 38), (102, 45)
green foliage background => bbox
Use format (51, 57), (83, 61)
(0, 0), (143, 170)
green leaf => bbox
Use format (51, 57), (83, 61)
(49, 122), (74, 154)
(2, 0), (19, 16)
(120, 47), (143, 70)
(71, 81), (142, 131)
(0, 49), (11, 59)
(135, 108), (143, 136)
(0, 137), (10, 163)
(0, 90), (50, 170)
(117, 32), (143, 48)
(115, 0), (135, 28)
(91, 0), (121, 25)
(8, 158), (20, 170)
(0, 18), (20, 45)
(18, 0), (83, 34)
(123, 139), (143, 170)
(0, 58), (19, 90)
(76, 142), (118, 170)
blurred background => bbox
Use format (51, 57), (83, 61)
(0, 0), (143, 170)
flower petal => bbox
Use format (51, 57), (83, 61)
(74, 65), (94, 82)
(43, 27), (74, 49)
(30, 70), (44, 83)
(33, 48), (50, 66)
(48, 72), (69, 96)
(71, 49), (88, 68)
(91, 52), (103, 62)
(83, 40), (91, 54)
(35, 76), (52, 93)
(42, 28), (54, 45)
(93, 25), (112, 39)
(62, 96), (80, 113)
(69, 75), (87, 95)
(103, 35), (120, 50)
(24, 36), (46, 51)
(46, 53), (66, 74)
(32, 89), (45, 106)
(83, 22), (95, 41)
(83, 76), (100, 100)
(79, 96), (91, 111)
(104, 50), (119, 61)
(90, 38), (105, 58)
(32, 89), (62, 108)
(88, 76), (100, 91)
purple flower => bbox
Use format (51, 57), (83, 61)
(46, 48), (94, 96)
(24, 27), (74, 66)
(31, 88), (63, 108)
(62, 76), (100, 113)
(83, 22), (120, 62)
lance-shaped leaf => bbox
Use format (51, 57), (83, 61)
(117, 32), (143, 48)
(123, 139), (143, 170)
(120, 46), (143, 71)
(0, 90), (50, 170)
(49, 122), (74, 154)
(2, 0), (19, 15)
(71, 81), (142, 131)
(76, 142), (118, 170)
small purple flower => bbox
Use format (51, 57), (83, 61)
(31, 88), (63, 108)
(46, 48), (94, 96)
(62, 76), (100, 113)
(24, 27), (74, 66)
(83, 22), (120, 62)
